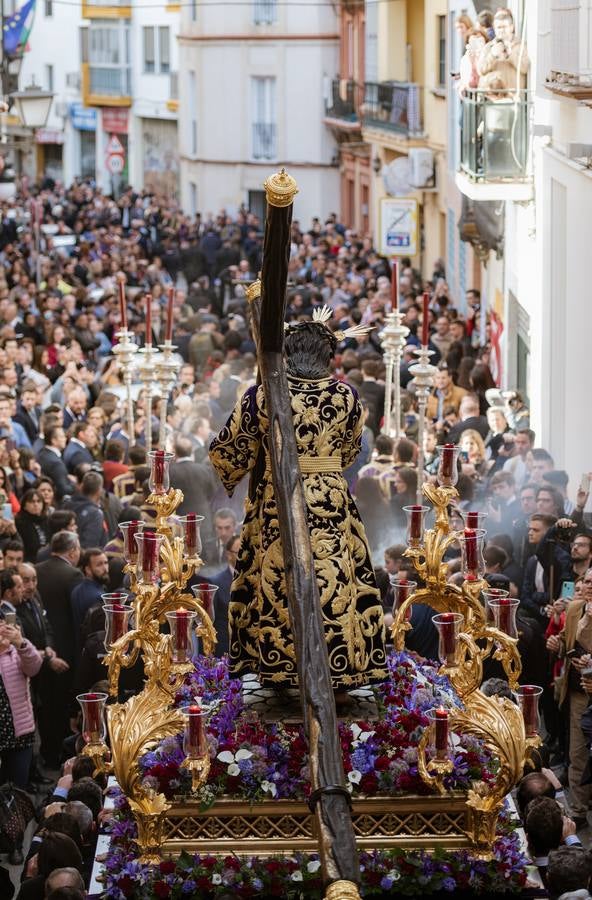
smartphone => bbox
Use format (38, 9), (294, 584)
(4, 611), (16, 625)
(2, 503), (13, 522)
(460, 450), (469, 463)
(567, 648), (583, 659)
(580, 473), (590, 494)
(581, 666), (592, 678)
(561, 581), (576, 600)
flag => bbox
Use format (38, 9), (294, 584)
(3, 0), (36, 57)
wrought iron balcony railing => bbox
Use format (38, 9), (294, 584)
(252, 122), (277, 160)
(361, 81), (423, 136)
(325, 78), (361, 123)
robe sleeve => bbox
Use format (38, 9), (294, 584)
(208, 385), (261, 496)
(341, 388), (363, 470)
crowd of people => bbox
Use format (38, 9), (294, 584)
(0, 177), (588, 898)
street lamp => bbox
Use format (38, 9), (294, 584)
(10, 81), (54, 128)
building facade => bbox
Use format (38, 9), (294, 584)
(18, 0), (180, 194)
(177, 0), (340, 223)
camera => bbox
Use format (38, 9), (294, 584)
(557, 522), (577, 543)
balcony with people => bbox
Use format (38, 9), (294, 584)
(453, 7), (533, 201)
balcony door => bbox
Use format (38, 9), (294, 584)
(251, 76), (276, 161)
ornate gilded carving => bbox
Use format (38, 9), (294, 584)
(263, 167), (299, 207)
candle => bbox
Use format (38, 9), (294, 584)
(165, 286), (174, 343)
(497, 597), (512, 635)
(391, 259), (399, 311)
(185, 513), (198, 556)
(176, 608), (189, 653)
(85, 693), (101, 735)
(111, 602), (126, 642)
(440, 443), (456, 478)
(145, 293), (152, 346)
(122, 519), (142, 563)
(421, 292), (430, 347)
(439, 612), (457, 662)
(118, 279), (127, 331)
(520, 686), (539, 737)
(142, 531), (159, 581)
(464, 529), (478, 572)
(409, 505), (423, 541)
(465, 511), (480, 529)
(187, 703), (203, 752)
(153, 449), (166, 492)
(434, 707), (449, 753)
(397, 579), (409, 605)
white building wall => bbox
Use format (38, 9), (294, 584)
(179, 2), (339, 222)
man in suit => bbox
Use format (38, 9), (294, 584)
(446, 393), (489, 443)
(63, 422), (98, 473)
(38, 425), (73, 501)
(36, 530), (83, 767)
(62, 386), (88, 432)
(13, 383), (40, 445)
(192, 416), (212, 464)
(207, 533), (240, 657)
(169, 435), (217, 544)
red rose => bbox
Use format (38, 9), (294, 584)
(117, 876), (135, 898)
(153, 881), (171, 898)
(360, 772), (378, 793)
(159, 860), (176, 875)
(374, 756), (389, 771)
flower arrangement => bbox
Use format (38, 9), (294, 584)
(137, 651), (494, 805)
(103, 815), (529, 899)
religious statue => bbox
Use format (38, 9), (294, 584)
(209, 309), (387, 691)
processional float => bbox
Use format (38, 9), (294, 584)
(79, 171), (541, 900)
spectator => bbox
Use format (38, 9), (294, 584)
(15, 489), (50, 562)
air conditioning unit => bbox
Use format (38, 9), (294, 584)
(408, 148), (435, 188)
(66, 72), (81, 89)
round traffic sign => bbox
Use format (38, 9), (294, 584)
(106, 153), (125, 175)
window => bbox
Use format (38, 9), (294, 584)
(191, 0), (197, 21)
(144, 26), (170, 74)
(190, 182), (197, 216)
(437, 15), (446, 88)
(159, 27), (170, 74)
(365, 0), (378, 83)
(253, 0), (276, 25)
(143, 26), (155, 73)
(45, 0), (53, 15)
(88, 23), (131, 96)
(251, 76), (276, 160)
(45, 64), (54, 93)
(189, 70), (197, 156)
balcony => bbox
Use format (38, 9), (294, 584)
(455, 89), (533, 202)
(252, 122), (276, 161)
(325, 78), (361, 124)
(81, 63), (132, 107)
(82, 0), (131, 18)
(361, 81), (423, 138)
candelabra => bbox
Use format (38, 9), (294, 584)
(155, 341), (182, 449)
(408, 345), (436, 504)
(137, 344), (160, 452)
(112, 328), (139, 444)
(77, 452), (216, 863)
(391, 449), (541, 858)
(380, 311), (409, 439)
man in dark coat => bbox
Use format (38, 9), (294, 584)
(62, 422), (97, 473)
(169, 435), (217, 546)
(38, 425), (73, 501)
(35, 530), (82, 767)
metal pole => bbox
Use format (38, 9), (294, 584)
(416, 395), (427, 504)
(383, 347), (394, 436)
(158, 396), (167, 449)
(145, 393), (153, 452)
(380, 311), (409, 438)
(408, 345), (436, 505)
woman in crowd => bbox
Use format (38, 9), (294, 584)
(15, 489), (50, 563)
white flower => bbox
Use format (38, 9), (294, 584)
(307, 860), (321, 874)
(350, 723), (375, 749)
(291, 871), (303, 882)
(348, 769), (362, 784)
(217, 748), (253, 775)
(388, 868), (401, 882)
(212, 874), (222, 884)
(261, 780), (277, 797)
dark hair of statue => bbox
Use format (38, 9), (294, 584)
(284, 322), (337, 379)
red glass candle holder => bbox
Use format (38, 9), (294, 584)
(436, 444), (461, 487)
(402, 505), (430, 547)
(458, 528), (486, 578)
(135, 531), (164, 585)
(101, 591), (131, 606)
(427, 707), (450, 760)
(482, 587), (510, 623)
(148, 449), (174, 495)
(487, 595), (518, 639)
(515, 685), (543, 738)
(177, 514), (204, 558)
(165, 608), (197, 664)
(433, 612), (464, 667)
(461, 510), (488, 530)
(77, 692), (108, 744)
(103, 603), (133, 650)
(182, 704), (208, 758)
(120, 520), (144, 565)
(191, 584), (219, 622)
(390, 578), (417, 621)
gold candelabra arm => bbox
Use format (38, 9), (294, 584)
(423, 483), (458, 532)
(417, 725), (454, 795)
(487, 628), (522, 691)
(81, 739), (111, 777)
(160, 534), (199, 589)
(148, 488), (184, 532)
(441, 632), (484, 699)
(460, 576), (488, 629)
(181, 753), (211, 793)
(104, 632), (142, 697)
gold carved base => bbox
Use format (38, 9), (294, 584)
(160, 794), (473, 857)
